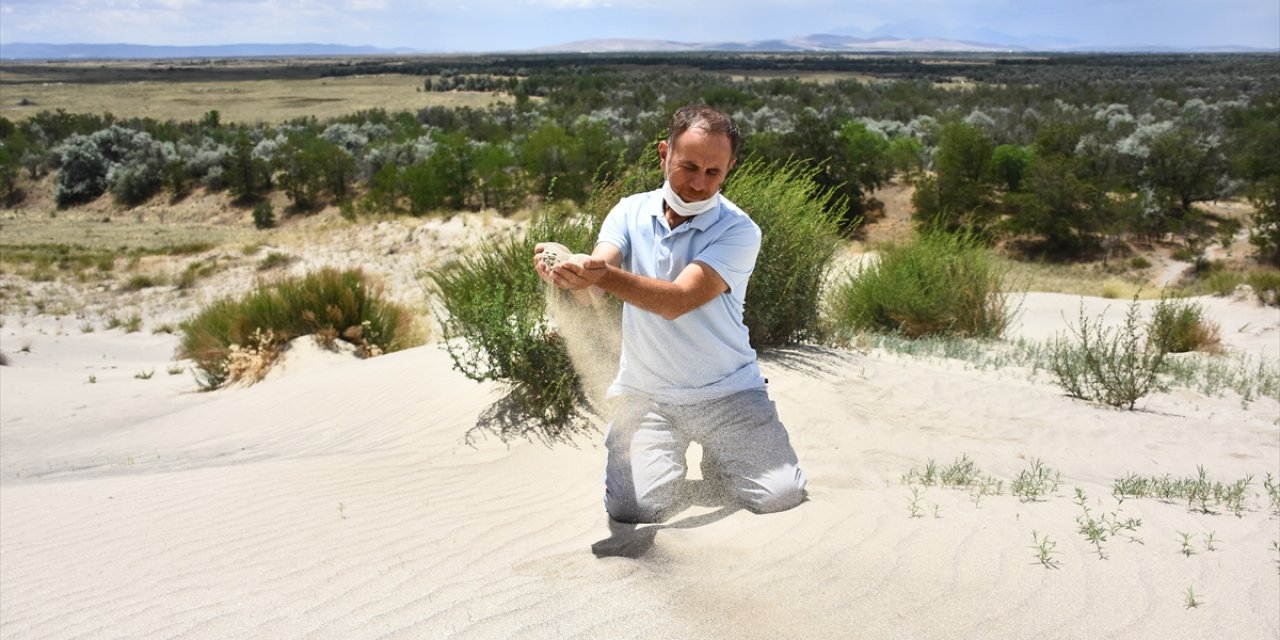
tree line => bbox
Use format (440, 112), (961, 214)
(1, 52), (1276, 264)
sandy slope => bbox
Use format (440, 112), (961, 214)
(1, 286), (1278, 638)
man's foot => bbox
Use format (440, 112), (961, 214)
(591, 519), (659, 559)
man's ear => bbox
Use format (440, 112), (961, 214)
(657, 140), (669, 167)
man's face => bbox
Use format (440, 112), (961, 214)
(659, 128), (735, 203)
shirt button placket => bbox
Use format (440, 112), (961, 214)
(657, 235), (673, 278)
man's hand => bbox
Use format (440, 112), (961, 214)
(549, 256), (607, 290)
(533, 242), (566, 284)
(534, 241), (599, 290)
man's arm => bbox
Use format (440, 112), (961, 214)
(549, 243), (728, 321)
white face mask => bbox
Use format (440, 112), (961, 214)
(662, 177), (720, 218)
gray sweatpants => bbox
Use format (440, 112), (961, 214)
(603, 388), (807, 523)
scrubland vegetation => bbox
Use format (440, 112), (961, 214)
(177, 268), (414, 389)
(3, 53), (1276, 261)
(3, 52), (1278, 431)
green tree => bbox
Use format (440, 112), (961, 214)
(473, 141), (522, 213)
(837, 120), (892, 216)
(913, 121), (996, 232)
(274, 134), (352, 211)
(1227, 101), (1280, 265)
(1143, 125), (1226, 220)
(885, 136), (926, 180)
(224, 133), (271, 203)
(990, 144), (1035, 192)
(0, 122), (24, 205)
(518, 120), (573, 200)
(360, 162), (403, 215)
(1001, 155), (1106, 256)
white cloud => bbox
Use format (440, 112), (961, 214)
(345, 0), (388, 10)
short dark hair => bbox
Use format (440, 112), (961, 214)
(668, 104), (742, 161)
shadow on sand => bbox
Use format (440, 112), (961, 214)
(591, 479), (743, 559)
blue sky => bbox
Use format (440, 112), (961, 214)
(0, 0), (1276, 51)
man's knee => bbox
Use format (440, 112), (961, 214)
(735, 465), (807, 514)
(605, 490), (677, 524)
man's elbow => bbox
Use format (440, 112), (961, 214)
(658, 299), (702, 321)
(658, 308), (686, 321)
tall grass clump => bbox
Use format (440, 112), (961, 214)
(1049, 296), (1169, 409)
(428, 211), (600, 441)
(827, 229), (1013, 339)
(177, 268), (413, 389)
(1247, 268), (1280, 306)
(1148, 294), (1222, 354)
(726, 159), (845, 347)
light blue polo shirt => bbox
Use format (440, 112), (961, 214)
(597, 188), (768, 404)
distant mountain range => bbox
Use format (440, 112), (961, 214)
(535, 35), (1024, 54)
(0, 42), (417, 60)
(1, 33), (1272, 60)
(534, 32), (1273, 54)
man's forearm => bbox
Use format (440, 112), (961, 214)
(595, 264), (721, 321)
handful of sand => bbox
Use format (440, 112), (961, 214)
(537, 242), (591, 269)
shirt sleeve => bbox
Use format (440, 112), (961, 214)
(596, 196), (631, 258)
(693, 217), (760, 299)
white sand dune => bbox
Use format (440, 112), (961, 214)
(1, 292), (1278, 639)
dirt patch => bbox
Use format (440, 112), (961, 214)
(855, 180), (916, 250)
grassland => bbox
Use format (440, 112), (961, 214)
(0, 59), (516, 124)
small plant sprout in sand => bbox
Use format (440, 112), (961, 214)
(1202, 531), (1217, 552)
(1073, 488), (1144, 560)
(1184, 586), (1201, 609)
(1178, 531), (1196, 557)
(1031, 530), (1061, 569)
(902, 459), (939, 486)
(907, 487), (925, 518)
(87, 374), (96, 384)
(1263, 474), (1280, 516)
(1013, 458), (1061, 502)
(134, 369), (155, 380)
(167, 364), (185, 376)
(903, 455), (1004, 505)
(1112, 467), (1255, 516)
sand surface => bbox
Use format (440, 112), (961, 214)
(2, 230), (1278, 638)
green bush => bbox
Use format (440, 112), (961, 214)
(725, 159), (844, 347)
(122, 273), (162, 291)
(1148, 295), (1221, 354)
(252, 201), (275, 230)
(428, 212), (600, 441)
(177, 268), (413, 389)
(827, 229), (1013, 339)
(1049, 296), (1169, 410)
(52, 134), (109, 206)
(1248, 267), (1280, 306)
